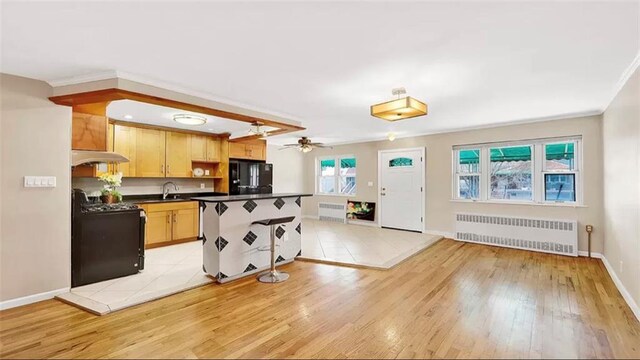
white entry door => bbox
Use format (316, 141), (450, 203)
(378, 148), (425, 232)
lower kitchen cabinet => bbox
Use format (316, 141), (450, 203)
(138, 201), (199, 249)
(145, 210), (172, 246)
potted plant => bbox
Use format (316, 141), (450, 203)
(98, 173), (123, 204)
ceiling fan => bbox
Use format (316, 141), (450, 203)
(280, 137), (332, 153)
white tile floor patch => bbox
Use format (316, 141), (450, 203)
(299, 219), (442, 269)
(57, 241), (213, 315)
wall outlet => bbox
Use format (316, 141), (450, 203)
(200, 183), (205, 189)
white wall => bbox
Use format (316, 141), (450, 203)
(0, 74), (72, 304)
(302, 115), (604, 253)
(266, 144), (305, 193)
(602, 65), (640, 314)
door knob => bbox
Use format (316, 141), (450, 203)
(381, 193), (386, 196)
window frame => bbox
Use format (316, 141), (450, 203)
(452, 137), (582, 205)
(453, 148), (482, 200)
(315, 155), (357, 196)
(540, 139), (580, 204)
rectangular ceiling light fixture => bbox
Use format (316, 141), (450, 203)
(371, 91), (428, 122)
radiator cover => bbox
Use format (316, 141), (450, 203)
(318, 202), (346, 223)
(455, 213), (578, 257)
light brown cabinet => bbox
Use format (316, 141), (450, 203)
(191, 135), (208, 162)
(165, 132), (192, 177)
(135, 128), (166, 177)
(113, 125), (137, 177)
(145, 210), (173, 247)
(206, 137), (220, 162)
(191, 135), (220, 162)
(229, 140), (266, 161)
(138, 201), (199, 249)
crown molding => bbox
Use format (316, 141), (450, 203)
(47, 70), (119, 87)
(604, 50), (640, 112)
(47, 70), (303, 127)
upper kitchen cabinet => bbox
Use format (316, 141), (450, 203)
(113, 125), (137, 177)
(191, 135), (208, 161)
(165, 132), (192, 178)
(136, 128), (166, 177)
(206, 137), (220, 162)
(229, 142), (248, 159)
(191, 135), (220, 162)
(71, 103), (110, 151)
(229, 140), (266, 161)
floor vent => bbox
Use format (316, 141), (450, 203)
(455, 213), (577, 256)
(318, 202), (346, 223)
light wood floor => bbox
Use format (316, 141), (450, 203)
(1, 239), (639, 359)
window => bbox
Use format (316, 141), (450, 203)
(316, 156), (356, 195)
(455, 149), (480, 199)
(489, 145), (532, 201)
(389, 157), (413, 167)
(452, 137), (581, 204)
(543, 142), (576, 202)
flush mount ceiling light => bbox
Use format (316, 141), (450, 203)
(371, 87), (428, 121)
(248, 122), (268, 137)
(173, 114), (207, 126)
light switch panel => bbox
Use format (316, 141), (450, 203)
(24, 176), (56, 188)
(368, 181), (374, 187)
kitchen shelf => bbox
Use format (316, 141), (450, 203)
(191, 160), (220, 164)
(193, 175), (223, 179)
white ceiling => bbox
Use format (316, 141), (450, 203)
(107, 100), (278, 138)
(1, 1), (638, 145)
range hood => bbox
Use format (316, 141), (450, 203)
(71, 150), (129, 167)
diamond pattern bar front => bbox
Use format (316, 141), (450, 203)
(273, 198), (285, 209)
(215, 236), (228, 251)
(243, 231), (257, 246)
(199, 195), (305, 283)
(243, 200), (257, 213)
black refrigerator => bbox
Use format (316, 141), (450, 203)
(229, 160), (273, 195)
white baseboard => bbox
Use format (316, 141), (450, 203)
(578, 251), (603, 258)
(302, 215), (319, 220)
(600, 255), (640, 322)
(0, 287), (70, 311)
(426, 230), (455, 238)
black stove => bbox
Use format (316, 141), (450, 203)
(72, 189), (146, 287)
(82, 202), (141, 213)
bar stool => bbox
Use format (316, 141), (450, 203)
(251, 216), (295, 283)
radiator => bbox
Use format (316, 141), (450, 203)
(455, 213), (578, 257)
(318, 202), (346, 223)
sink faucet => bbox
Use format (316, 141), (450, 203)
(162, 181), (179, 200)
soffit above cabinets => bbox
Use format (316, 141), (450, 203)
(107, 100), (279, 139)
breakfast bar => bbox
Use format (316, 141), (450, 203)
(192, 193), (312, 282)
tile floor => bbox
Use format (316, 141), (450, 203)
(57, 241), (212, 314)
(299, 219), (442, 269)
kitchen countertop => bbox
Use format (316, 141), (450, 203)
(192, 193), (313, 203)
(124, 192), (228, 204)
